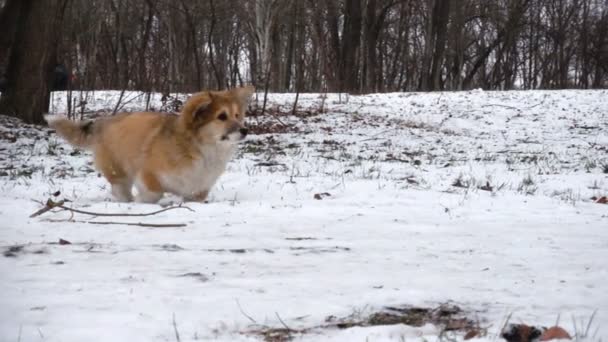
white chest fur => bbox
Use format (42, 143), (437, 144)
(160, 143), (237, 198)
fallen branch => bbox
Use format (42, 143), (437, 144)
(249, 105), (288, 127)
(482, 104), (521, 110)
(255, 161), (287, 167)
(30, 198), (193, 218)
(42, 218), (187, 228)
(30, 199), (67, 217)
(88, 221), (186, 228)
(482, 102), (543, 111)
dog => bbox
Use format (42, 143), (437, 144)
(46, 85), (255, 203)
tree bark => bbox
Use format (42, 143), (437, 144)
(428, 0), (450, 90)
(0, 0), (69, 124)
(340, 0), (363, 92)
(0, 0), (22, 71)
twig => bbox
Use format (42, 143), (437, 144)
(482, 104), (521, 110)
(236, 299), (257, 324)
(57, 205), (193, 217)
(42, 218), (186, 228)
(360, 128), (400, 142)
(495, 312), (512, 342)
(319, 86), (327, 113)
(30, 199), (67, 217)
(482, 102), (543, 111)
(111, 90), (145, 115)
(267, 107), (288, 127)
(255, 161), (287, 167)
(275, 312), (293, 332)
(572, 315), (578, 338)
(88, 221), (186, 228)
(30, 198), (193, 218)
(260, 63), (271, 116)
(526, 102), (544, 109)
(436, 92), (444, 104)
(172, 313), (181, 342)
(291, 87), (300, 116)
(583, 309), (597, 337)
(111, 88), (127, 115)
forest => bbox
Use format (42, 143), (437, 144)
(1, 0), (606, 97)
(1, 2), (607, 340)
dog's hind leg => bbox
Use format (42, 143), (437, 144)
(135, 171), (163, 203)
(111, 180), (134, 202)
(94, 146), (133, 202)
(184, 190), (209, 202)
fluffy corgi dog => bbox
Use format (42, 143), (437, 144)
(46, 86), (255, 203)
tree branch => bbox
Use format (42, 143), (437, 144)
(30, 198), (194, 218)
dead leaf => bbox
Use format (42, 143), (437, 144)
(177, 272), (209, 282)
(479, 181), (493, 191)
(502, 324), (543, 342)
(594, 196), (607, 204)
(464, 329), (480, 340)
(314, 192), (331, 200)
(540, 326), (571, 341)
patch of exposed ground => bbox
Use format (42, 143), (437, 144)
(245, 303), (484, 342)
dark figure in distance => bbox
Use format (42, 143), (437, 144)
(0, 74), (6, 93)
(51, 64), (69, 91)
(0, 64), (71, 93)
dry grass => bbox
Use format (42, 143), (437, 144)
(244, 303), (484, 342)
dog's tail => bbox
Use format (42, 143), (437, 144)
(45, 115), (97, 149)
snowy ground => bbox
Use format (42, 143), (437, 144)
(0, 89), (607, 342)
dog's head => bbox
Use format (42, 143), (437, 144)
(180, 85), (255, 144)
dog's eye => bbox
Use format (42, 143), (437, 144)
(218, 112), (228, 121)
(235, 113), (240, 119)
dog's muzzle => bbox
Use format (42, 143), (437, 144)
(221, 127), (248, 141)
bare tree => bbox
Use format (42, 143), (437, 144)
(0, 0), (70, 124)
(5, 0), (602, 106)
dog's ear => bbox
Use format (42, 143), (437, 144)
(181, 92), (213, 127)
(193, 94), (213, 119)
(232, 85), (255, 108)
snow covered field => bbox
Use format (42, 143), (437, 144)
(0, 89), (606, 341)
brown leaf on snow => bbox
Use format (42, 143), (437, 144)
(479, 181), (494, 192)
(502, 324), (543, 342)
(464, 329), (480, 340)
(314, 192), (331, 200)
(592, 196), (607, 204)
(540, 326), (571, 341)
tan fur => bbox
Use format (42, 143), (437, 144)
(46, 86), (255, 203)
(45, 117), (96, 148)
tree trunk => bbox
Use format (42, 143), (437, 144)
(254, 0), (274, 89)
(283, 1), (298, 91)
(448, 0), (465, 90)
(340, 0), (363, 92)
(0, 0), (22, 71)
(428, 0), (450, 90)
(270, 21), (282, 91)
(0, 0), (69, 124)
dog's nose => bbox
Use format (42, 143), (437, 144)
(239, 128), (248, 136)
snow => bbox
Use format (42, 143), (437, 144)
(1, 89), (607, 341)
